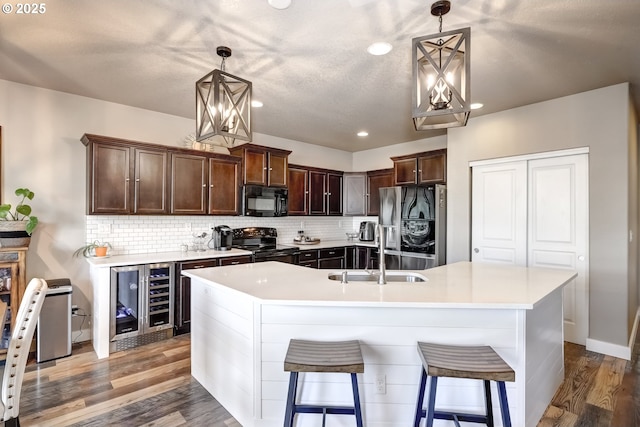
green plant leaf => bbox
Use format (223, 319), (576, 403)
(26, 216), (38, 235)
(15, 188), (34, 200)
(16, 204), (32, 217)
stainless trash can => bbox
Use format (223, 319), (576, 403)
(37, 278), (73, 363)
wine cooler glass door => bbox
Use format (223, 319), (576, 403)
(147, 263), (174, 331)
(110, 266), (142, 340)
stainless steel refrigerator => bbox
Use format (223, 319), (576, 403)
(379, 185), (446, 269)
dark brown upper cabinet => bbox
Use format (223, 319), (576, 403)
(291, 165), (342, 216)
(366, 168), (394, 216)
(287, 166), (309, 215)
(229, 143), (291, 187)
(82, 134), (240, 216)
(82, 134), (168, 215)
(391, 149), (447, 185)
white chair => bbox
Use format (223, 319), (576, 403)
(1, 278), (48, 427)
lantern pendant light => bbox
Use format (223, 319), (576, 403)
(412, 1), (470, 130)
(196, 46), (252, 146)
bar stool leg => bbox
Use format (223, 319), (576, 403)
(350, 373), (364, 427)
(483, 380), (494, 427)
(497, 381), (512, 427)
(284, 372), (299, 427)
(413, 369), (428, 427)
(426, 376), (438, 427)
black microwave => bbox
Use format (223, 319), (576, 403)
(243, 185), (288, 217)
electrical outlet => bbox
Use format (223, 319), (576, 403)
(98, 223), (111, 234)
(300, 221), (305, 229)
(185, 223), (192, 231)
(375, 374), (386, 394)
(339, 220), (343, 228)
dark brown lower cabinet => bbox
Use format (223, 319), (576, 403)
(175, 259), (217, 335)
(318, 247), (345, 269)
(175, 255), (252, 335)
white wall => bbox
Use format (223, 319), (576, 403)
(447, 83), (636, 348)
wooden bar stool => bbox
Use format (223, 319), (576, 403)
(283, 339), (364, 427)
(413, 342), (515, 427)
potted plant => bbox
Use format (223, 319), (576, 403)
(74, 240), (113, 258)
(0, 188), (39, 248)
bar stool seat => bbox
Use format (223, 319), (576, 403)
(283, 339), (364, 427)
(414, 342), (515, 427)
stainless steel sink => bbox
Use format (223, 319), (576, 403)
(327, 271), (428, 283)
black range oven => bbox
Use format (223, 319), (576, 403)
(232, 227), (299, 264)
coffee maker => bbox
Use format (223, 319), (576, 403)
(210, 225), (233, 250)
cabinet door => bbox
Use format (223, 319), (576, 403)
(171, 153), (207, 215)
(318, 257), (344, 269)
(343, 174), (366, 216)
(308, 171), (327, 215)
(176, 259), (218, 333)
(367, 169), (394, 216)
(268, 152), (288, 187)
(208, 157), (240, 215)
(394, 158), (417, 185)
(244, 149), (268, 185)
(327, 173), (343, 215)
(134, 148), (168, 214)
(418, 151), (446, 184)
(288, 167), (309, 215)
(90, 143), (131, 214)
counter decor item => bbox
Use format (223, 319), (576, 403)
(73, 240), (113, 258)
(0, 188), (39, 248)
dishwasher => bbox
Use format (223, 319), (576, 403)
(37, 278), (73, 363)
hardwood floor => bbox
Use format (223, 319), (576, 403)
(14, 333), (639, 426)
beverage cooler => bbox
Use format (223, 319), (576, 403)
(110, 263), (174, 352)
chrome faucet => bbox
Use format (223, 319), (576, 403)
(376, 223), (387, 285)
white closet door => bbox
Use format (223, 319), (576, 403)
(471, 161), (528, 265)
(528, 155), (588, 344)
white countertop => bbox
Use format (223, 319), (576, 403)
(85, 240), (376, 267)
(85, 248), (253, 267)
(183, 261), (577, 309)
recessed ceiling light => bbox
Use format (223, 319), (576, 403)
(268, 0), (291, 9)
(367, 42), (392, 56)
(470, 102), (483, 110)
(251, 100), (264, 108)
(357, 131), (369, 137)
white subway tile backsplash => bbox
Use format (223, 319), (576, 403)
(86, 215), (376, 255)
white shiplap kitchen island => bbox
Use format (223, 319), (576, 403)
(184, 261), (576, 427)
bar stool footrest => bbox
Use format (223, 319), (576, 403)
(434, 410), (489, 424)
(293, 405), (357, 415)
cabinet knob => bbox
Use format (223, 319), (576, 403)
(202, 184), (207, 187)
(264, 167), (268, 170)
(328, 192), (332, 196)
(210, 184), (214, 188)
(135, 178), (140, 182)
(125, 178), (130, 182)
(269, 167), (273, 171)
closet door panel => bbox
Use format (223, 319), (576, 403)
(471, 161), (527, 265)
(528, 154), (588, 345)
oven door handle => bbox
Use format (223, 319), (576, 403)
(259, 251), (299, 258)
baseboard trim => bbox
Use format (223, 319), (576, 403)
(586, 307), (640, 360)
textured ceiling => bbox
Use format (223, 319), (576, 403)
(1, 0), (639, 152)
